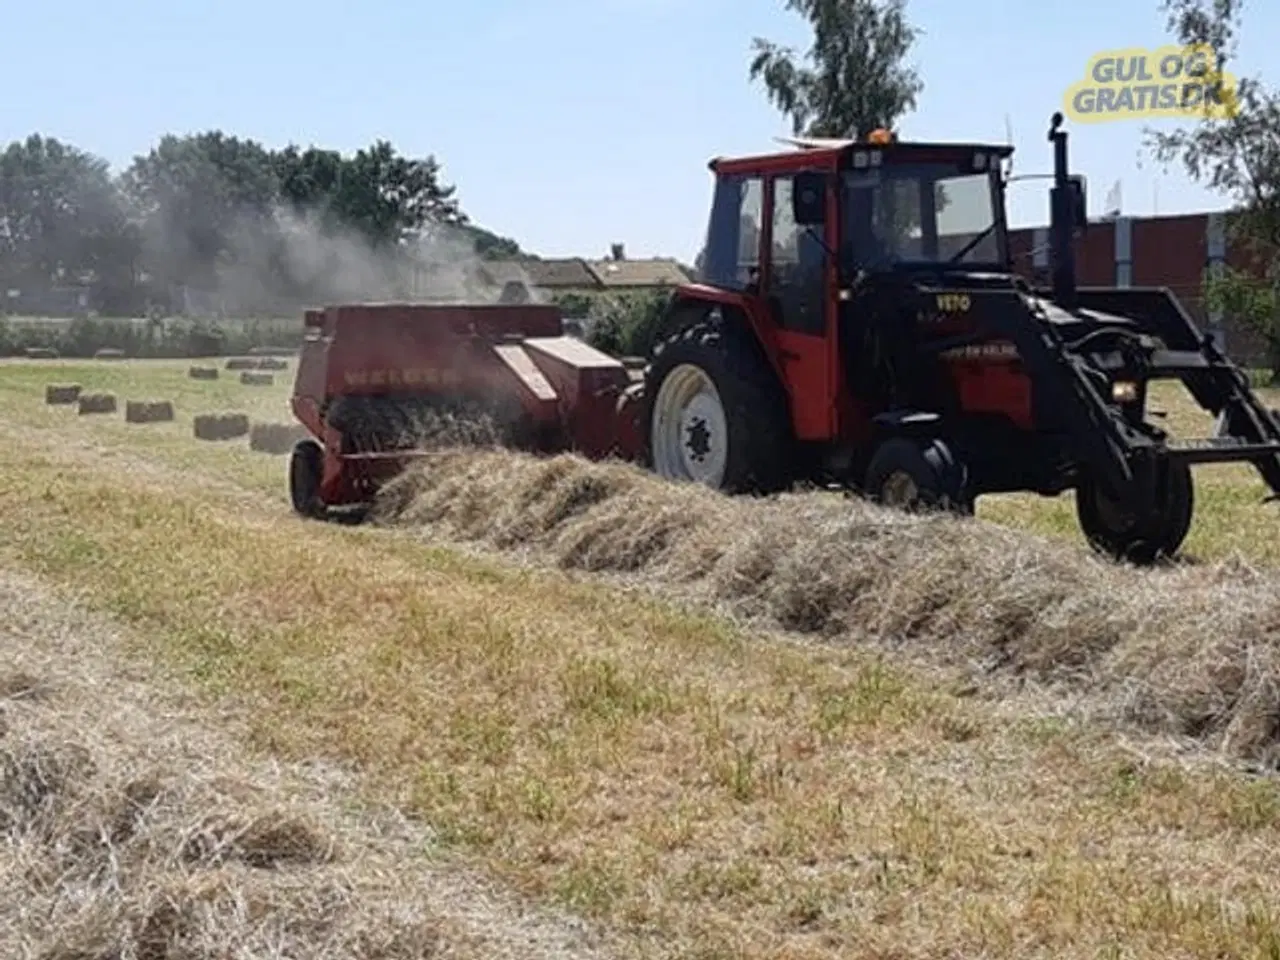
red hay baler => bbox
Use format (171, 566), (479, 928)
(287, 302), (648, 515)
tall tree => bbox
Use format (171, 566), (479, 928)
(1147, 0), (1280, 373)
(0, 134), (131, 293)
(748, 0), (923, 138)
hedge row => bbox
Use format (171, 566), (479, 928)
(0, 316), (300, 359)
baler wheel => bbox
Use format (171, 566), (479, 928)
(289, 438), (326, 519)
(644, 315), (792, 494)
(863, 437), (973, 515)
(1075, 459), (1193, 564)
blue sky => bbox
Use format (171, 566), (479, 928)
(6, 0), (1276, 263)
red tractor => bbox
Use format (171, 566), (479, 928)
(289, 112), (1280, 564)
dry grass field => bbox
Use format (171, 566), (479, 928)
(3, 356), (1280, 958)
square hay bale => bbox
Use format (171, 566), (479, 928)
(77, 392), (117, 415)
(256, 357), (288, 371)
(93, 347), (126, 360)
(249, 421), (309, 454)
(25, 346), (58, 360)
(188, 365), (219, 380)
(125, 399), (175, 423)
(239, 371), (274, 387)
(45, 383), (82, 405)
(193, 412), (250, 441)
(225, 358), (258, 370)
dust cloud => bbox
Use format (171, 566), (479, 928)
(149, 204), (542, 316)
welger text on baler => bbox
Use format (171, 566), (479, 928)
(343, 367), (464, 388)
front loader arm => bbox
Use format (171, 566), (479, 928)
(949, 290), (1155, 503)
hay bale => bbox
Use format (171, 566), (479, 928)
(44, 383), (81, 405)
(125, 399), (175, 423)
(249, 421), (309, 454)
(256, 357), (288, 371)
(93, 347), (126, 360)
(225, 358), (258, 370)
(24, 346), (58, 360)
(239, 371), (274, 387)
(193, 412), (250, 441)
(77, 392), (117, 415)
(188, 365), (219, 380)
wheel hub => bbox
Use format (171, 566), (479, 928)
(651, 364), (729, 487)
(685, 417), (711, 459)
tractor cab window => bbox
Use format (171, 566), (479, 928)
(842, 164), (1005, 270)
(697, 172), (765, 291)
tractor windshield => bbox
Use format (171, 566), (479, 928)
(842, 164), (1007, 270)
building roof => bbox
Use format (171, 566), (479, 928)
(523, 258), (600, 288)
(478, 259), (536, 287)
(587, 257), (692, 287)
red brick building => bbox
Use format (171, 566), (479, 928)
(1007, 211), (1271, 367)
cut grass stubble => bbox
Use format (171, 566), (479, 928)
(2, 443), (1280, 957)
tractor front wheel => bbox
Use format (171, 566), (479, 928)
(1075, 460), (1193, 564)
(863, 436), (973, 515)
(644, 315), (792, 494)
(289, 438), (327, 519)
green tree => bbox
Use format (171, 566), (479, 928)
(326, 140), (464, 248)
(748, 0), (923, 139)
(0, 134), (133, 298)
(120, 132), (279, 293)
(0, 127), (528, 318)
(465, 224), (525, 260)
(1147, 0), (1280, 372)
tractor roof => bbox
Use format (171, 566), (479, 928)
(709, 133), (1015, 174)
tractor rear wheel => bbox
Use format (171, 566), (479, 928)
(644, 313), (793, 494)
(289, 438), (326, 519)
(863, 436), (973, 514)
(1075, 460), (1193, 564)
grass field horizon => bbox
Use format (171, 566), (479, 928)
(4, 356), (1280, 957)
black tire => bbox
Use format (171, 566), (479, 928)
(289, 438), (326, 519)
(642, 310), (793, 494)
(863, 436), (973, 514)
(1075, 459), (1194, 564)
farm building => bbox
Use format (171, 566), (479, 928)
(1008, 210), (1272, 367)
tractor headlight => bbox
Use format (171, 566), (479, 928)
(1111, 380), (1138, 403)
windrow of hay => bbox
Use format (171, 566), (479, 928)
(44, 383), (81, 405)
(374, 448), (1280, 767)
(77, 392), (117, 415)
(194, 413), (250, 441)
(125, 399), (176, 424)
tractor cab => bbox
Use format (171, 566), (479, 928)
(793, 131), (1016, 280)
(691, 129), (1038, 443)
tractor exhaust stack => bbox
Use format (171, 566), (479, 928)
(1048, 111), (1080, 309)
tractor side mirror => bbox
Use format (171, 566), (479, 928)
(792, 172), (826, 226)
